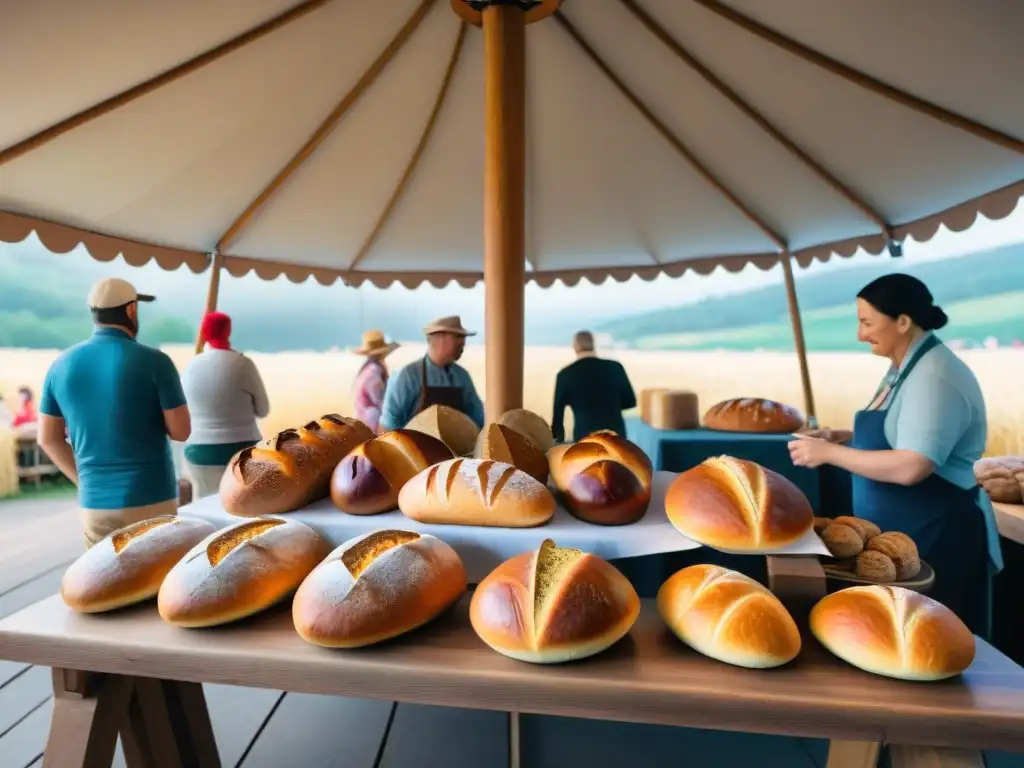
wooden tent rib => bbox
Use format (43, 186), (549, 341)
(216, 0), (439, 254)
(0, 0), (336, 168)
(694, 0), (1024, 156)
(347, 22), (468, 272)
(618, 0), (892, 235)
(553, 11), (786, 251)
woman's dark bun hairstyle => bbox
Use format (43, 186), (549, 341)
(857, 273), (948, 331)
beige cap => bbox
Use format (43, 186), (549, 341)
(423, 315), (476, 337)
(87, 278), (155, 310)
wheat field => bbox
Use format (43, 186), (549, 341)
(2, 345), (1022, 456)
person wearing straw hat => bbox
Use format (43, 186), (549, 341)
(351, 329), (399, 433)
(379, 316), (484, 431)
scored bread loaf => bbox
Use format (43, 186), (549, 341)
(657, 565), (801, 669)
(331, 430), (453, 516)
(810, 586), (975, 681)
(61, 516), (217, 613)
(470, 539), (640, 663)
(158, 518), (327, 627)
(548, 431), (653, 526)
(665, 456), (813, 552)
(398, 458), (556, 528)
(497, 409), (554, 454)
(474, 423), (549, 485)
(292, 529), (467, 648)
(406, 405), (480, 456)
(703, 398), (804, 434)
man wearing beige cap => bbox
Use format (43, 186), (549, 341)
(379, 316), (484, 431)
(36, 278), (192, 547)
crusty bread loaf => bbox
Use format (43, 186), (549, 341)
(497, 409), (554, 454)
(832, 516), (881, 542)
(548, 431), (653, 525)
(865, 532), (920, 580)
(470, 539), (640, 663)
(293, 529), (466, 648)
(158, 518), (327, 627)
(406, 405), (480, 456)
(810, 586), (975, 681)
(855, 550), (897, 582)
(665, 456), (813, 552)
(474, 423), (548, 485)
(974, 456), (1024, 504)
(398, 458), (555, 528)
(331, 430), (453, 516)
(220, 417), (373, 517)
(61, 516), (216, 613)
(703, 398), (804, 434)
(821, 523), (864, 559)
(657, 564), (801, 669)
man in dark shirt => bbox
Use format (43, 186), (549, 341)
(551, 331), (637, 443)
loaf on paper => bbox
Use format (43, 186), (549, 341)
(331, 430), (453, 516)
(470, 539), (640, 664)
(61, 516), (216, 613)
(398, 458), (555, 528)
(703, 398), (804, 434)
(292, 529), (467, 648)
(810, 586), (975, 681)
(474, 423), (549, 485)
(657, 565), (801, 669)
(158, 518), (327, 627)
(405, 405), (480, 456)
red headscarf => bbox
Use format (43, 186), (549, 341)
(201, 311), (232, 350)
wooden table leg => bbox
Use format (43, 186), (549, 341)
(889, 745), (984, 767)
(826, 740), (881, 768)
(121, 678), (186, 768)
(44, 669), (134, 768)
(162, 680), (221, 768)
(508, 711), (521, 768)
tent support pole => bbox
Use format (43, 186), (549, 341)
(194, 253), (223, 355)
(780, 254), (817, 427)
(482, 5), (527, 423)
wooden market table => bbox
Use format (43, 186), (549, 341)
(993, 502), (1024, 546)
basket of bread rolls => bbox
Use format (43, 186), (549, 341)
(813, 515), (924, 585)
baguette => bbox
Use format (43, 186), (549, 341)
(474, 423), (548, 484)
(398, 458), (556, 528)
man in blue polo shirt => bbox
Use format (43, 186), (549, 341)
(37, 278), (192, 547)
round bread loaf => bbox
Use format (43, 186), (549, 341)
(61, 516), (217, 613)
(331, 430), (453, 516)
(665, 456), (813, 552)
(973, 457), (1024, 504)
(158, 518), (327, 627)
(293, 529), (466, 648)
(406, 406), (480, 456)
(548, 431), (653, 525)
(497, 409), (554, 454)
(474, 423), (548, 485)
(832, 516), (881, 542)
(703, 398), (804, 434)
(470, 539), (639, 664)
(821, 523), (864, 559)
(855, 550), (897, 582)
(657, 564), (801, 669)
(865, 532), (920, 580)
(810, 586), (975, 681)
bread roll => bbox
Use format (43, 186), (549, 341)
(665, 456), (814, 552)
(475, 423), (548, 485)
(470, 539), (640, 663)
(832, 516), (881, 542)
(810, 586), (975, 681)
(61, 516), (217, 613)
(158, 518), (327, 627)
(657, 565), (801, 669)
(865, 532), (920, 580)
(974, 457), (1024, 504)
(855, 550), (897, 583)
(497, 409), (554, 454)
(398, 458), (555, 528)
(331, 430), (453, 516)
(548, 431), (653, 526)
(812, 516), (832, 535)
(406, 405), (480, 456)
(821, 523), (863, 559)
(703, 398), (804, 434)
(293, 529), (466, 648)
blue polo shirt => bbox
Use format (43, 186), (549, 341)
(39, 328), (186, 509)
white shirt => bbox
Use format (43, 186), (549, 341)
(180, 349), (270, 445)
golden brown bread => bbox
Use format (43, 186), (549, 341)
(474, 423), (548, 485)
(974, 457), (1024, 504)
(703, 398), (804, 434)
(665, 456), (814, 552)
(548, 431), (653, 525)
(398, 458), (556, 528)
(657, 564), (801, 669)
(331, 430), (453, 515)
(470, 539), (640, 663)
(61, 516), (217, 613)
(497, 409), (554, 454)
(810, 586), (975, 681)
(220, 416), (374, 517)
(832, 516), (881, 542)
(855, 550), (897, 582)
(865, 532), (920, 580)
(812, 516), (832, 535)
(821, 523), (864, 559)
(292, 529), (467, 648)
(405, 406), (480, 456)
(158, 518), (327, 627)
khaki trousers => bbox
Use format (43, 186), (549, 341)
(81, 498), (178, 548)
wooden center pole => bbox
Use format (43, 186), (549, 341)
(482, 5), (527, 424)
(780, 254), (817, 427)
(193, 253), (223, 355)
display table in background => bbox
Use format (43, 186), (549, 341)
(993, 502), (1024, 668)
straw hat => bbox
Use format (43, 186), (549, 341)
(423, 315), (476, 337)
(353, 329), (399, 358)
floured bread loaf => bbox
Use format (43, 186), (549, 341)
(293, 529), (466, 648)
(406, 405), (480, 456)
(497, 409), (554, 454)
(474, 423), (548, 484)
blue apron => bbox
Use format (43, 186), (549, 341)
(851, 334), (995, 638)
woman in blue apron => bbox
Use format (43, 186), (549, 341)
(789, 273), (1002, 639)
